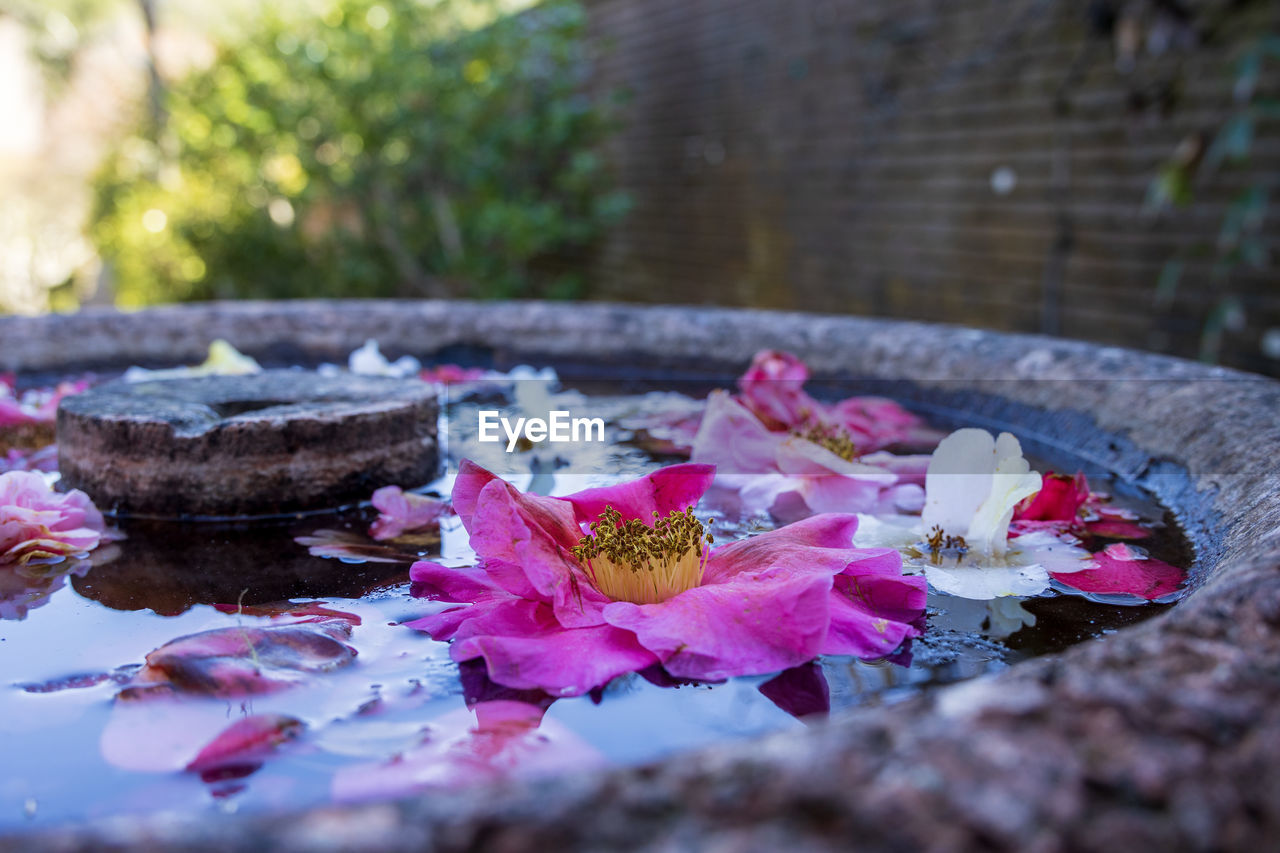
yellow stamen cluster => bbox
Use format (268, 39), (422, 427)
(925, 525), (969, 565)
(571, 505), (712, 605)
(794, 423), (859, 461)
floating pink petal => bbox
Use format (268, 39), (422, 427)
(124, 620), (357, 698)
(1051, 543), (1184, 600)
(369, 486), (451, 540)
(1015, 471), (1090, 522)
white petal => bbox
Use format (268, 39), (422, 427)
(925, 563), (1050, 600)
(922, 428), (998, 538)
(1012, 530), (1094, 573)
(965, 432), (1041, 556)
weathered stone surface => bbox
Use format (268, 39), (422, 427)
(57, 371), (439, 517)
(2, 300), (1278, 851)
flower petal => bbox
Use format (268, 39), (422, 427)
(1051, 543), (1184, 600)
(452, 610), (659, 696)
(603, 568), (833, 681)
(1014, 471), (1089, 522)
(369, 486), (450, 541)
(562, 462), (715, 525)
(701, 512), (860, 584)
(925, 563), (1051, 600)
(690, 391), (784, 477)
(736, 350), (814, 430)
(822, 554), (927, 657)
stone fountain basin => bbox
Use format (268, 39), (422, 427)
(2, 300), (1278, 851)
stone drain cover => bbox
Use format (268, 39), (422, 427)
(57, 371), (439, 518)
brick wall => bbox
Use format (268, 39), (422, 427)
(582, 0), (1280, 375)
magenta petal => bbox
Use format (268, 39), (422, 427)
(410, 560), (508, 601)
(466, 481), (610, 625)
(1015, 471), (1090, 522)
(604, 568), (833, 681)
(1051, 543), (1184, 600)
(407, 561), (524, 642)
(185, 714), (305, 773)
(736, 350), (817, 430)
(453, 610), (659, 695)
(563, 462), (715, 525)
(450, 459), (501, 531)
(453, 461), (577, 546)
(467, 481), (573, 596)
(690, 391), (784, 474)
(823, 576), (923, 658)
(702, 513), (860, 583)
(815, 543), (924, 658)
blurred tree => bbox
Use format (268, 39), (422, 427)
(1144, 26), (1278, 364)
(90, 0), (629, 304)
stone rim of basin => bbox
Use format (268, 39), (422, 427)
(57, 370), (439, 519)
(3, 299), (1278, 851)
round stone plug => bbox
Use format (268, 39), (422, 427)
(57, 371), (439, 518)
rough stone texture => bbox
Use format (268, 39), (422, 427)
(57, 371), (439, 517)
(2, 299), (1278, 851)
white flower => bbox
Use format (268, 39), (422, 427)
(852, 428), (1092, 601)
(922, 428), (1041, 556)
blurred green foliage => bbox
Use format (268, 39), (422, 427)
(90, 0), (629, 305)
(1146, 35), (1279, 363)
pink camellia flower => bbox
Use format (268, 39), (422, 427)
(623, 350), (939, 456)
(368, 486), (451, 541)
(406, 461), (926, 696)
(690, 391), (925, 517)
(737, 350), (940, 453)
(0, 471), (106, 566)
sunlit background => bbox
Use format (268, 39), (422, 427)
(1, 0), (1277, 374)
